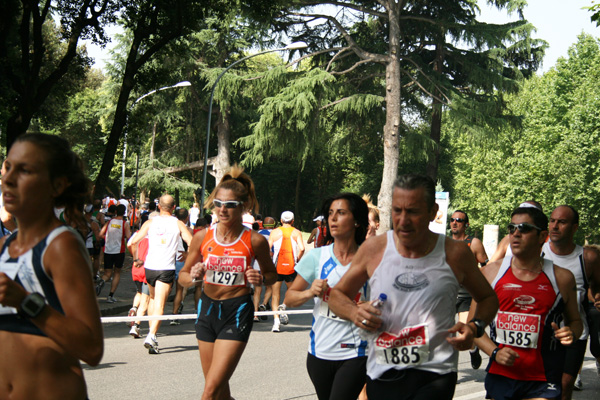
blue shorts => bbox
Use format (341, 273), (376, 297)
(195, 292), (254, 343)
(485, 373), (561, 400)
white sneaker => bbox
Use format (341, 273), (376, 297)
(278, 304), (289, 325)
(144, 334), (159, 354)
(272, 319), (280, 333)
(574, 374), (582, 391)
(106, 295), (117, 303)
(127, 307), (137, 327)
(129, 324), (140, 338)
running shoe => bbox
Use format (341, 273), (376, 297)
(170, 319), (180, 326)
(144, 334), (159, 354)
(470, 348), (482, 370)
(278, 304), (289, 325)
(597, 360), (600, 378)
(95, 280), (105, 296)
(272, 319), (280, 333)
(129, 324), (141, 338)
(253, 316), (260, 322)
(574, 374), (582, 390)
(106, 295), (117, 303)
(127, 307), (137, 327)
(258, 304), (268, 321)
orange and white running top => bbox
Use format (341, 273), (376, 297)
(273, 226), (298, 275)
(200, 226), (255, 287)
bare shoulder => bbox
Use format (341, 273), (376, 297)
(251, 229), (268, 246)
(584, 246), (600, 266)
(479, 260), (502, 282)
(471, 237), (484, 246)
(192, 227), (208, 244)
(355, 234), (387, 274)
(44, 228), (89, 275)
(269, 228), (282, 239)
(444, 237), (473, 263)
(554, 264), (576, 285)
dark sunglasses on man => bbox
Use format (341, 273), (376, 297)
(507, 222), (543, 234)
(450, 218), (466, 223)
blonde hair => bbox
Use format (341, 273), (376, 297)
(205, 164), (258, 213)
(362, 194), (380, 223)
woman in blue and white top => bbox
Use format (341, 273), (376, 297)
(284, 192), (369, 400)
(0, 133), (103, 399)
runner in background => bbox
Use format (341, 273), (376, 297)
(269, 211), (305, 332)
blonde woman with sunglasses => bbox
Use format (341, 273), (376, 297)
(179, 165), (277, 400)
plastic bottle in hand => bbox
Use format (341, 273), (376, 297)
(359, 293), (387, 340)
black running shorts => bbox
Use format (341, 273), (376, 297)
(195, 292), (254, 343)
(144, 269), (175, 286)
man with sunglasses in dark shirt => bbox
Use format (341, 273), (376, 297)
(451, 210), (489, 369)
(471, 206), (582, 400)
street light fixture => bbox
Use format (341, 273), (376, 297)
(199, 42), (308, 208)
(121, 81), (192, 197)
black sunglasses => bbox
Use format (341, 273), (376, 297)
(450, 218), (466, 223)
(213, 199), (241, 209)
(507, 222), (542, 234)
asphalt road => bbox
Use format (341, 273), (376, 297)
(85, 302), (600, 400)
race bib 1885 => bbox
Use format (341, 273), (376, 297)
(374, 324), (429, 366)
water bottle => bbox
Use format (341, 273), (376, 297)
(359, 293), (387, 340)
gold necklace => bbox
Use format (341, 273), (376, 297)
(511, 258), (543, 273)
(217, 223), (237, 242)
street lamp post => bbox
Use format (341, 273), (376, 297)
(199, 42), (307, 208)
(121, 81), (192, 197)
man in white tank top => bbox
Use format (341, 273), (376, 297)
(129, 194), (193, 354)
(329, 174), (499, 400)
(542, 205), (600, 399)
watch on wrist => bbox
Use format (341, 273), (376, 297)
(469, 318), (486, 338)
(20, 292), (46, 319)
(490, 347), (501, 362)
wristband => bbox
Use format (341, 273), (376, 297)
(490, 347), (500, 363)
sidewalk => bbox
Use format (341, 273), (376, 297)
(96, 254), (141, 317)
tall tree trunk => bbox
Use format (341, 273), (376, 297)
(426, 34), (444, 181)
(210, 106), (231, 185)
(295, 161), (302, 224)
(377, 5), (401, 232)
(149, 120), (158, 163)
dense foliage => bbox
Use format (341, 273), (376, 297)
(2, 2), (599, 238)
(443, 34), (600, 243)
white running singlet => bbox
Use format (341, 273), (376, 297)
(542, 242), (588, 339)
(295, 244), (367, 360)
(366, 232), (459, 379)
(145, 216), (181, 271)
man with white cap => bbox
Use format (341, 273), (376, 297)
(307, 215), (326, 248)
(269, 211), (305, 332)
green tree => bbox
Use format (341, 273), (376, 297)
(261, 0), (545, 231)
(443, 34), (600, 242)
(0, 0), (117, 150)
